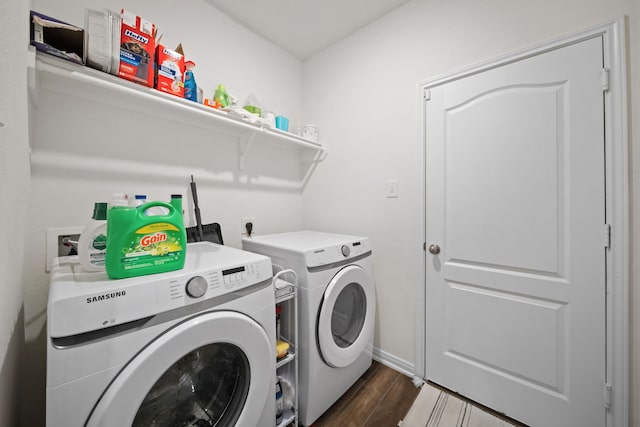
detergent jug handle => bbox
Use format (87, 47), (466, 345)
(138, 201), (174, 218)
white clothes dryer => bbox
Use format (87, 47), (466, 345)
(46, 242), (277, 427)
(242, 231), (375, 426)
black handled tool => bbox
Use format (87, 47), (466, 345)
(190, 175), (204, 242)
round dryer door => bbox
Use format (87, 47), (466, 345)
(86, 311), (273, 427)
(317, 265), (375, 368)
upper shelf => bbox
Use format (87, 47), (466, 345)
(28, 51), (325, 155)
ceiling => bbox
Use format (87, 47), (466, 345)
(205, 0), (412, 59)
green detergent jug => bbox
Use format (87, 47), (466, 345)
(105, 197), (186, 279)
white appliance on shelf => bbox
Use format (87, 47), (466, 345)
(46, 242), (277, 427)
(242, 231), (375, 426)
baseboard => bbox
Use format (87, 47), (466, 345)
(372, 347), (415, 378)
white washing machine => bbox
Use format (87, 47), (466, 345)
(242, 231), (375, 426)
(46, 242), (277, 427)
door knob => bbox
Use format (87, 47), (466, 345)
(428, 244), (440, 255)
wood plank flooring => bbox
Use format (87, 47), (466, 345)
(311, 361), (420, 427)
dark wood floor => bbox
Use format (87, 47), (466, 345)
(311, 360), (421, 427)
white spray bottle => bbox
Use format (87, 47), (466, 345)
(78, 202), (108, 272)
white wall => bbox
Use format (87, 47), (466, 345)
(24, 1), (305, 425)
(301, 0), (639, 423)
(0, 0), (30, 425)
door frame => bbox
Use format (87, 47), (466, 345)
(415, 18), (629, 427)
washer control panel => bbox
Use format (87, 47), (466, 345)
(185, 276), (208, 298)
(166, 260), (270, 305)
(48, 243), (273, 338)
(222, 266), (248, 288)
(341, 245), (351, 257)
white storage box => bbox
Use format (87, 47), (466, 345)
(84, 9), (120, 74)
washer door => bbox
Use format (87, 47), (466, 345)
(317, 265), (375, 368)
(86, 311), (273, 427)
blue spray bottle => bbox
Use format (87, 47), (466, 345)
(183, 60), (198, 102)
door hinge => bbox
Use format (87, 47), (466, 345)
(423, 242), (426, 251)
(601, 68), (610, 92)
(604, 223), (611, 248)
(603, 383), (612, 409)
(424, 89), (431, 101)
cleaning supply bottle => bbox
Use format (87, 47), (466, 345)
(105, 196), (187, 279)
(169, 194), (184, 220)
(110, 192), (129, 208)
(275, 304), (282, 340)
(275, 378), (284, 425)
(214, 84), (229, 108)
(78, 202), (108, 272)
(133, 194), (147, 206)
(183, 60), (198, 102)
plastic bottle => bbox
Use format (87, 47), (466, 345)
(183, 60), (198, 102)
(170, 194), (183, 216)
(275, 378), (284, 425)
(110, 192), (129, 208)
(275, 304), (282, 340)
(133, 194), (147, 206)
(105, 196), (187, 279)
(78, 202), (108, 272)
(214, 84), (229, 108)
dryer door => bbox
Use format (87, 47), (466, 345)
(86, 311), (273, 427)
(317, 265), (375, 368)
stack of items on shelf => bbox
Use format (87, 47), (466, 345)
(29, 8), (320, 141)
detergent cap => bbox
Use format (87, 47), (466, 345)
(92, 202), (108, 221)
(110, 193), (129, 207)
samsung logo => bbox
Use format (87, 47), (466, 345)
(313, 249), (325, 254)
(87, 290), (127, 304)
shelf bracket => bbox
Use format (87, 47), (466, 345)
(239, 130), (258, 171)
(304, 148), (328, 164)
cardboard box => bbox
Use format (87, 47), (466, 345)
(155, 45), (184, 97)
(118, 10), (155, 87)
(30, 11), (84, 65)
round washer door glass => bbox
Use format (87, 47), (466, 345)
(318, 265), (375, 368)
(86, 311), (273, 427)
(133, 342), (249, 426)
(332, 283), (366, 348)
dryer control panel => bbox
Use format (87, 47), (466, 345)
(242, 231), (372, 269)
(48, 243), (272, 338)
(305, 238), (371, 268)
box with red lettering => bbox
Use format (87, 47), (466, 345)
(118, 10), (155, 87)
(155, 45), (184, 97)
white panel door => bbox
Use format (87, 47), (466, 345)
(425, 37), (606, 427)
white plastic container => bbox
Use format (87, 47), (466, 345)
(84, 9), (121, 75)
(109, 193), (129, 208)
(275, 378), (284, 425)
(131, 194), (147, 207)
(78, 202), (108, 272)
